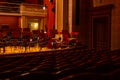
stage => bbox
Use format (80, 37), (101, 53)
(0, 45), (72, 55)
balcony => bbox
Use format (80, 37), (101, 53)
(0, 2), (47, 17)
(0, 2), (20, 13)
(20, 3), (47, 17)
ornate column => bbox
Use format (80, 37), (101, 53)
(55, 0), (63, 32)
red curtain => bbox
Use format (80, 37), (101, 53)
(43, 0), (55, 35)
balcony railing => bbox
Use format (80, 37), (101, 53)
(0, 2), (20, 13)
(0, 2), (47, 17)
(20, 3), (47, 16)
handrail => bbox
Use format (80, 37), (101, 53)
(0, 2), (45, 14)
(0, 2), (20, 5)
(0, 2), (20, 13)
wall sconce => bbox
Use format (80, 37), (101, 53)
(42, 4), (46, 10)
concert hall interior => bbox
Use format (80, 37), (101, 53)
(0, 0), (120, 80)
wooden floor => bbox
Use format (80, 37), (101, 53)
(0, 45), (70, 55)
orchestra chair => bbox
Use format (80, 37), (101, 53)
(38, 32), (50, 50)
(70, 32), (79, 38)
(49, 29), (58, 38)
(62, 30), (70, 46)
(11, 29), (22, 53)
(69, 32), (80, 46)
(22, 28), (32, 52)
(0, 26), (10, 53)
(0, 31), (4, 53)
(29, 30), (41, 52)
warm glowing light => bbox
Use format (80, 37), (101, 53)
(44, 31), (47, 34)
(43, 5), (46, 10)
(34, 23), (38, 29)
(31, 22), (39, 30)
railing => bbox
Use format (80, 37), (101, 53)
(20, 3), (47, 16)
(0, 2), (47, 16)
(0, 2), (20, 13)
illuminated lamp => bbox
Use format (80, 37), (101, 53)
(42, 4), (46, 10)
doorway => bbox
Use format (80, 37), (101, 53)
(93, 17), (110, 50)
(27, 17), (46, 32)
(28, 19), (39, 32)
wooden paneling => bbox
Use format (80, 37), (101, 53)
(93, 17), (109, 50)
(91, 4), (114, 50)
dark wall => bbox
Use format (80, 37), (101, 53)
(73, 0), (91, 47)
(76, 0), (80, 25)
(38, 0), (43, 4)
(63, 0), (69, 30)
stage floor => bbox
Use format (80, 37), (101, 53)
(0, 45), (70, 55)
